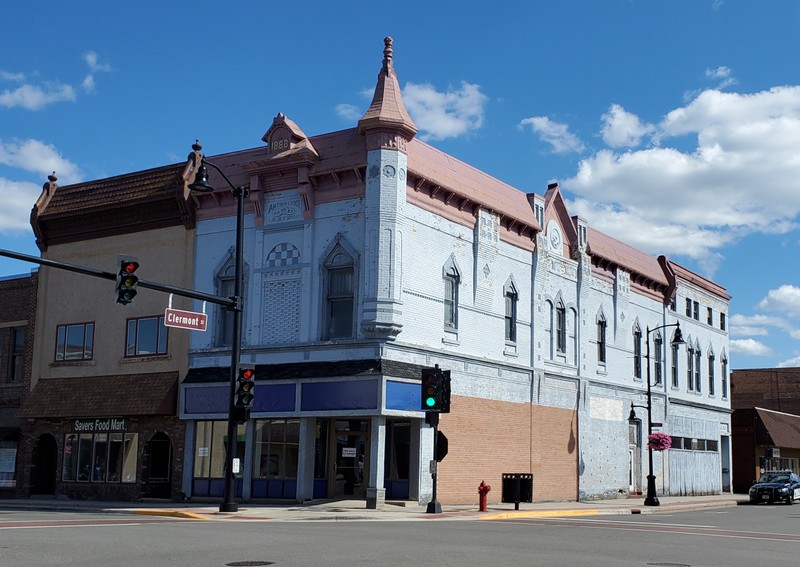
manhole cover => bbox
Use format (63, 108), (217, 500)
(226, 562), (274, 567)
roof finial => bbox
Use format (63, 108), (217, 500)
(48, 171), (57, 183)
(383, 36), (394, 68)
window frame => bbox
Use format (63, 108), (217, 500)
(555, 301), (567, 354)
(653, 332), (663, 385)
(708, 351), (716, 396)
(597, 315), (607, 364)
(54, 322), (95, 362)
(504, 287), (518, 343)
(633, 326), (643, 380)
(125, 315), (169, 358)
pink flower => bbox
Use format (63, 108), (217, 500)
(648, 432), (672, 452)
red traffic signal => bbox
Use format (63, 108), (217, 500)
(235, 364), (256, 408)
(115, 256), (139, 305)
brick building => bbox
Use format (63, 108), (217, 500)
(0, 271), (37, 495)
(730, 368), (800, 492)
(177, 37), (731, 507)
(15, 168), (196, 500)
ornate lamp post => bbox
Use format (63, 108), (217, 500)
(630, 322), (684, 506)
(187, 142), (248, 513)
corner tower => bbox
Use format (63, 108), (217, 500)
(358, 37), (418, 338)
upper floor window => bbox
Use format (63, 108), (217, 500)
(323, 238), (357, 340)
(443, 263), (460, 330)
(217, 266), (235, 348)
(4, 326), (25, 383)
(597, 314), (607, 364)
(694, 347), (702, 393)
(708, 351), (716, 396)
(55, 322), (94, 361)
(693, 301), (700, 320)
(504, 280), (518, 343)
(653, 332), (663, 385)
(126, 316), (168, 357)
(721, 356), (729, 398)
(720, 313), (727, 331)
(707, 307), (713, 326)
(686, 346), (695, 391)
(685, 298), (692, 317)
(633, 325), (642, 379)
(671, 341), (679, 388)
(556, 301), (567, 353)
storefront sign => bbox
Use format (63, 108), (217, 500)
(72, 418), (128, 432)
(342, 447), (357, 458)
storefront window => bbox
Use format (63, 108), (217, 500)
(63, 432), (137, 483)
(193, 421), (245, 479)
(253, 419), (299, 479)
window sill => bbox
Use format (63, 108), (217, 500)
(442, 328), (459, 346)
(121, 354), (171, 363)
(51, 360), (95, 368)
(503, 342), (518, 357)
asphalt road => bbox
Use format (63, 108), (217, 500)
(1, 504), (798, 567)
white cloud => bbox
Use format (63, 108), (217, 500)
(600, 104), (655, 148)
(335, 103), (361, 121)
(0, 71), (25, 82)
(402, 81), (487, 141)
(777, 355), (800, 368)
(730, 338), (773, 356)
(0, 139), (81, 183)
(81, 51), (111, 94)
(704, 66), (736, 90)
(562, 86), (800, 271)
(519, 116), (585, 154)
(0, 178), (40, 233)
(0, 82), (76, 110)
(757, 285), (800, 317)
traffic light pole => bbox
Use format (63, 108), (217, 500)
(0, 248), (235, 308)
(426, 411), (442, 514)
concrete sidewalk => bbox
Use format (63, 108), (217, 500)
(0, 493), (749, 522)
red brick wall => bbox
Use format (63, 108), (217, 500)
(437, 395), (577, 504)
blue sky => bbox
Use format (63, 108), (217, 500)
(2, 1), (799, 370)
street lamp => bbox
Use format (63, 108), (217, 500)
(187, 142), (248, 513)
(629, 322), (684, 506)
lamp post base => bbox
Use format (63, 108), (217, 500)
(219, 502), (239, 513)
(644, 474), (660, 506)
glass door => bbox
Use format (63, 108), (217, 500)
(331, 420), (369, 498)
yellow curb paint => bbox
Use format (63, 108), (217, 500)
(479, 509), (601, 520)
(133, 509), (209, 520)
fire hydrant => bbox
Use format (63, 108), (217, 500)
(478, 480), (492, 512)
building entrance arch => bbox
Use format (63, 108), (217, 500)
(142, 432), (172, 499)
(30, 433), (58, 495)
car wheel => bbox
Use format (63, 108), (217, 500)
(788, 496), (794, 505)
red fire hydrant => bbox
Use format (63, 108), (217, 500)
(478, 480), (492, 512)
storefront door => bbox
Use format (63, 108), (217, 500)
(331, 420), (369, 499)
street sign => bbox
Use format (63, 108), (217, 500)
(164, 307), (208, 331)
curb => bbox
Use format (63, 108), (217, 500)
(131, 509), (210, 520)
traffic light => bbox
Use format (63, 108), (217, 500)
(421, 367), (451, 412)
(115, 256), (139, 305)
(235, 364), (256, 408)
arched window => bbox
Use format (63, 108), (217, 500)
(503, 278), (518, 343)
(322, 237), (357, 340)
(596, 312), (607, 364)
(633, 324), (642, 380)
(721, 353), (729, 398)
(443, 256), (461, 330)
(556, 300), (566, 354)
(708, 349), (716, 396)
(653, 331), (663, 385)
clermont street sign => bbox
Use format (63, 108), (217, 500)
(165, 307), (208, 332)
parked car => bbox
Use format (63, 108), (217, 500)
(749, 471), (800, 505)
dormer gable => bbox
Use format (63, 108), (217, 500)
(261, 113), (319, 160)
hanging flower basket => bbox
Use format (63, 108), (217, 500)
(648, 432), (672, 452)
